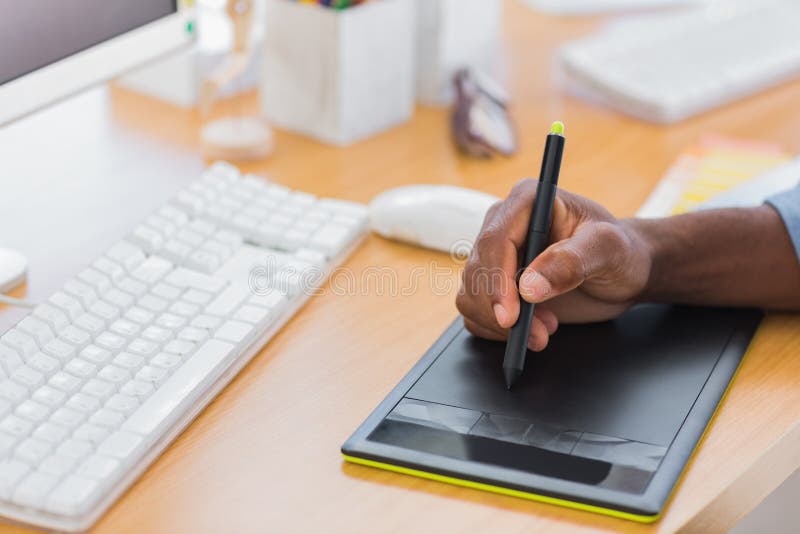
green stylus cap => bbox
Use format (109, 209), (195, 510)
(550, 121), (565, 135)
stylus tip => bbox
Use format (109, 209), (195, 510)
(504, 367), (521, 390)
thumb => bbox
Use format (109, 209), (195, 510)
(518, 222), (624, 303)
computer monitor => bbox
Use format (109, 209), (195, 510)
(0, 0), (193, 127)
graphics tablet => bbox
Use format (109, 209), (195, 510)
(342, 304), (762, 522)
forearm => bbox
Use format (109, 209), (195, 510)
(626, 205), (800, 309)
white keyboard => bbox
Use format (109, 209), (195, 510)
(0, 162), (368, 532)
(558, 0), (800, 123)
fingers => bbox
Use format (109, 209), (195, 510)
(519, 222), (629, 304)
(463, 307), (559, 353)
(457, 179), (542, 332)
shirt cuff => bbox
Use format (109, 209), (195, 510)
(766, 187), (800, 265)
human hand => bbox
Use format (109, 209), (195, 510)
(456, 179), (652, 351)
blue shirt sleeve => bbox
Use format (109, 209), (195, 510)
(766, 186), (800, 264)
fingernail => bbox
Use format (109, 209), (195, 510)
(520, 270), (552, 302)
(493, 303), (508, 326)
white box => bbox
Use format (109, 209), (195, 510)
(260, 0), (415, 146)
(415, 0), (502, 106)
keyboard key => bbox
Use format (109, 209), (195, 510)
(50, 408), (86, 430)
(16, 400), (49, 424)
(150, 353), (181, 371)
(40, 455), (77, 477)
(89, 409), (125, 429)
(77, 454), (120, 480)
(93, 258), (125, 283)
(2, 329), (38, 357)
(66, 393), (102, 414)
(78, 268), (113, 295)
(81, 379), (116, 402)
(0, 343), (23, 374)
(49, 372), (82, 394)
(109, 319), (141, 338)
(127, 339), (159, 357)
(177, 327), (208, 344)
(151, 283), (182, 301)
(44, 338), (77, 361)
(13, 472), (59, 508)
(74, 424), (110, 445)
(95, 332), (126, 351)
(125, 307), (155, 325)
(141, 326), (172, 344)
(74, 313), (106, 336)
(46, 475), (101, 515)
(64, 358), (97, 379)
(308, 223), (353, 258)
(118, 277), (148, 297)
(80, 345), (113, 365)
(32, 304), (70, 333)
(215, 321), (254, 344)
(28, 352), (60, 376)
(59, 325), (92, 349)
(120, 380), (155, 399)
(63, 279), (99, 309)
(106, 241), (146, 272)
(164, 268), (227, 293)
(56, 439), (93, 461)
(98, 365), (133, 384)
(49, 292), (84, 321)
(106, 394), (139, 416)
(135, 366), (167, 386)
(129, 226), (165, 254)
(32, 386), (68, 408)
(139, 294), (169, 313)
(33, 422), (70, 444)
(234, 305), (271, 325)
(191, 314), (221, 330)
(17, 316), (55, 346)
(0, 380), (29, 403)
(156, 313), (187, 331)
(123, 339), (235, 436)
(90, 300), (121, 322)
(163, 340), (195, 356)
(0, 460), (30, 499)
(12, 365), (45, 389)
(206, 283), (250, 317)
(170, 301), (199, 317)
(183, 289), (213, 305)
(112, 353), (145, 371)
(104, 288), (135, 309)
(15, 437), (52, 463)
(1, 414), (34, 438)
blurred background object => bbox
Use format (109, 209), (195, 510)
(199, 0), (274, 161)
(414, 0), (501, 106)
(117, 0), (264, 107)
(260, 0), (414, 145)
(523, 0), (699, 16)
(451, 69), (517, 159)
(556, 0), (800, 123)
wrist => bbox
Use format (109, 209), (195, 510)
(620, 217), (660, 303)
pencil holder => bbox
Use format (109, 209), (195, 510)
(415, 0), (502, 106)
(260, 0), (415, 146)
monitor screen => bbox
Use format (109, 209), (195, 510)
(0, 0), (177, 86)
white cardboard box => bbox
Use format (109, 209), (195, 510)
(415, 0), (502, 106)
(260, 0), (415, 146)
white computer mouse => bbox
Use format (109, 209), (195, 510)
(369, 185), (500, 256)
(0, 248), (28, 293)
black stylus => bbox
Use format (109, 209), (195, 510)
(503, 121), (565, 389)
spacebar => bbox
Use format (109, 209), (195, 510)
(123, 339), (236, 436)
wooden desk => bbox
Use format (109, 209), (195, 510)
(2, 1), (800, 532)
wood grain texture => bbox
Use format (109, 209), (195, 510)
(1, 1), (800, 532)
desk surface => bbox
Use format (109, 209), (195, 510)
(2, 1), (800, 533)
